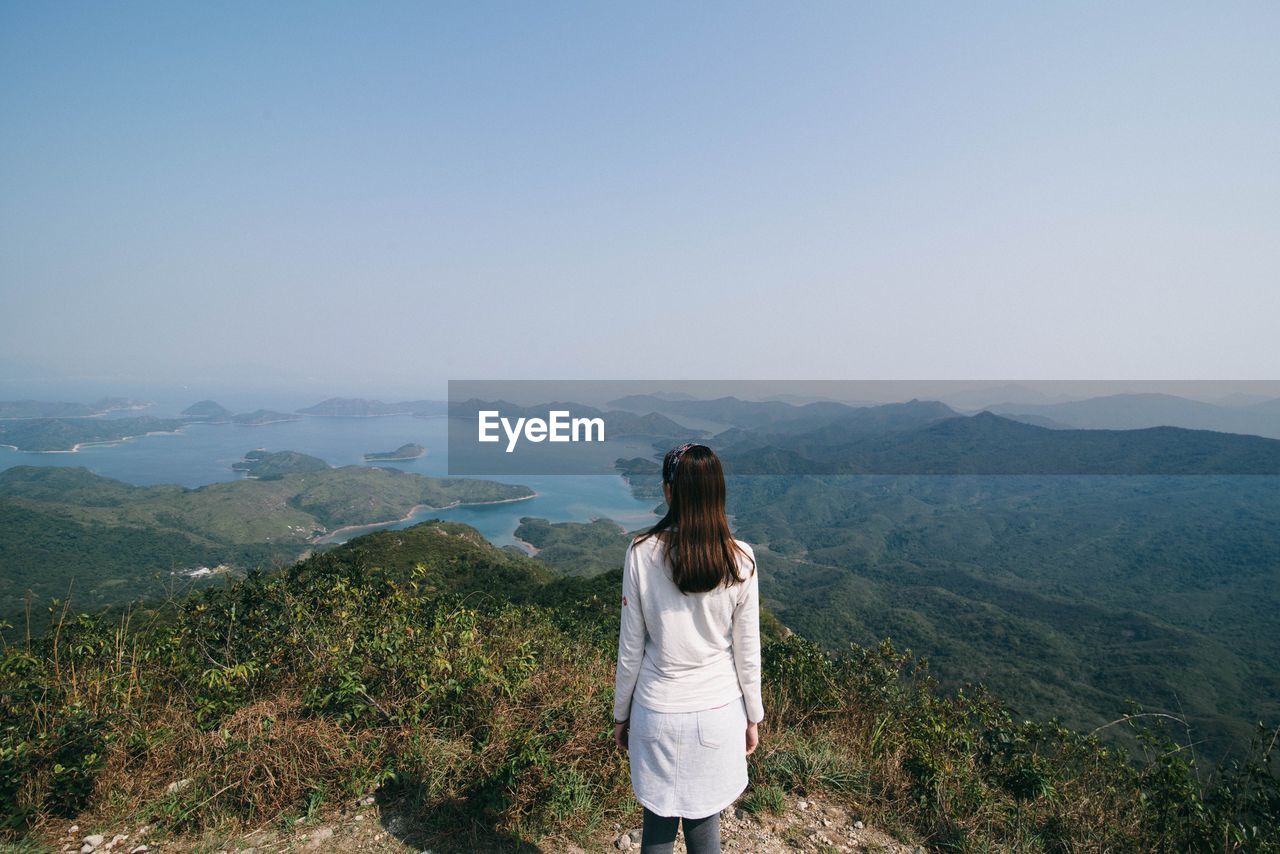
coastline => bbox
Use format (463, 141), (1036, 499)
(1, 416), (308, 454)
(512, 533), (540, 556)
(363, 450), (428, 462)
(8, 428), (189, 454)
(314, 490), (538, 544)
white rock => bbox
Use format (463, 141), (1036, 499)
(854, 820), (864, 829)
(354, 814), (365, 821)
(798, 800), (809, 811)
(69, 825), (80, 835)
(615, 832), (632, 850)
(358, 795), (376, 806)
(129, 847), (148, 853)
(83, 835), (105, 848)
(166, 778), (193, 793)
(305, 826), (334, 849)
(81, 846), (94, 853)
(627, 827), (643, 843)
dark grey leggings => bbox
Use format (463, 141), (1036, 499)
(641, 807), (721, 854)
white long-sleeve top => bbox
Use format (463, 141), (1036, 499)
(613, 533), (764, 724)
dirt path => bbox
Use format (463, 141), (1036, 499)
(41, 793), (922, 854)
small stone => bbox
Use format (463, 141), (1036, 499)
(84, 835), (105, 849)
(627, 828), (643, 844)
(354, 814), (365, 821)
(854, 820), (864, 829)
(615, 834), (632, 851)
(81, 846), (94, 853)
(69, 825), (80, 835)
(358, 795), (376, 806)
(166, 778), (193, 794)
(129, 847), (148, 854)
(798, 800), (809, 811)
(135, 826), (152, 839)
(734, 807), (748, 821)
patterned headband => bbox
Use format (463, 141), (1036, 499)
(664, 442), (698, 483)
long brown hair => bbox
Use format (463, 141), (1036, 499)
(635, 443), (755, 594)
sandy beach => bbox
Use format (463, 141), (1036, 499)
(13, 428), (189, 454)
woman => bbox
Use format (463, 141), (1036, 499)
(613, 442), (762, 854)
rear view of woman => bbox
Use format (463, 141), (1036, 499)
(613, 443), (762, 854)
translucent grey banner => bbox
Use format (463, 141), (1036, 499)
(446, 380), (1280, 476)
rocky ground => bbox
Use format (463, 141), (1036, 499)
(32, 793), (922, 853)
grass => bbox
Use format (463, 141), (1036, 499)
(2, 519), (1278, 852)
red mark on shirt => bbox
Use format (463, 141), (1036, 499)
(622, 595), (628, 607)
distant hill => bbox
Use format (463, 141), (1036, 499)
(180, 400), (233, 420)
(230, 409), (301, 425)
(935, 383), (1077, 410)
(607, 394), (870, 430)
(0, 398), (150, 419)
(139, 401), (295, 426)
(364, 442), (426, 461)
(991, 392), (1280, 439)
(714, 410), (1280, 474)
(297, 398), (446, 417)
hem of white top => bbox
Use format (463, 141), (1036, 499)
(630, 690), (746, 715)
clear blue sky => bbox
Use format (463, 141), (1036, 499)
(2, 1), (1277, 396)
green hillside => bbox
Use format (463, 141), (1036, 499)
(716, 474), (1280, 766)
(0, 466), (533, 631)
(3, 521), (1276, 851)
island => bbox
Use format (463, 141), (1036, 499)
(181, 400), (233, 420)
(233, 449), (331, 479)
(230, 409), (301, 425)
(181, 402), (301, 425)
(364, 443), (426, 461)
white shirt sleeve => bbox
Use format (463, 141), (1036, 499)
(732, 552), (765, 723)
(613, 540), (646, 722)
